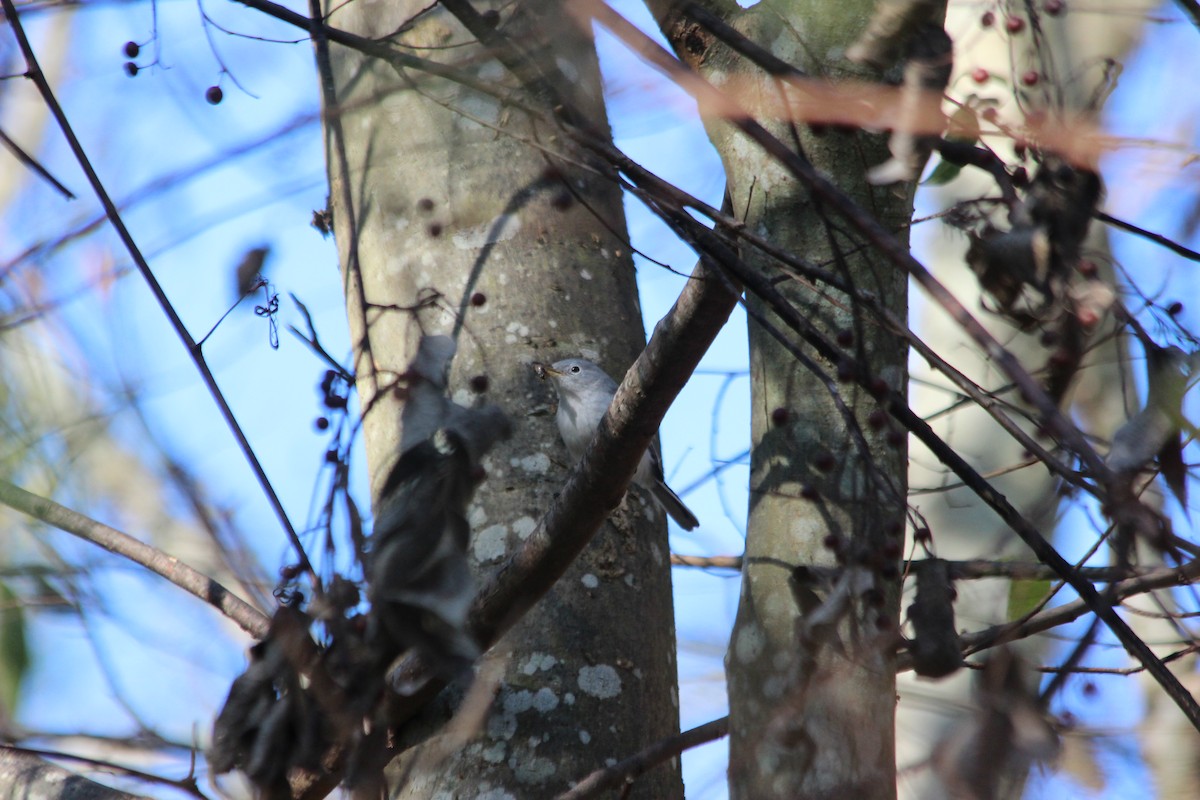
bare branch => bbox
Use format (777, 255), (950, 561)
(0, 746), (153, 800)
(0, 127), (75, 199)
(1097, 210), (1200, 263)
(556, 717), (730, 800)
(0, 479), (270, 640)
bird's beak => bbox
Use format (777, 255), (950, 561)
(532, 362), (563, 380)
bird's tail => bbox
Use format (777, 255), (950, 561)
(652, 480), (699, 531)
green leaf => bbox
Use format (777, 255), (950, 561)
(0, 581), (30, 716)
(923, 159), (963, 186)
(947, 104), (982, 143)
(1007, 577), (1051, 622)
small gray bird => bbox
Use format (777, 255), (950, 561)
(539, 358), (699, 530)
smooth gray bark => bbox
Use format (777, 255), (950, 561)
(319, 1), (682, 797)
(651, 2), (914, 797)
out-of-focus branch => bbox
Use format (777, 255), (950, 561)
(671, 553), (742, 568)
(556, 716), (730, 800)
(1097, 210), (1200, 262)
(947, 556), (1200, 662)
(1174, 0), (1200, 32)
(671, 556), (1182, 584)
(0, 746), (156, 800)
(1, 0), (313, 581)
(0, 479), (270, 640)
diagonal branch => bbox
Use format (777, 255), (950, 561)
(0, 747), (154, 800)
(293, 257), (741, 800)
(0, 479), (270, 639)
(1, 0), (313, 582)
(556, 717), (730, 800)
(0, 127), (75, 199)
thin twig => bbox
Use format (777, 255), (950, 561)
(1097, 210), (1200, 263)
(0, 127), (75, 198)
(671, 554), (742, 569)
(946, 556), (1200, 664)
(556, 717), (730, 800)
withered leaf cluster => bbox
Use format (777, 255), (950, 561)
(210, 336), (510, 794)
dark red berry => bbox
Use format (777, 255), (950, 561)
(205, 86), (223, 105)
(836, 329), (854, 346)
(1082, 681), (1098, 697)
(837, 360), (856, 382)
(314, 416), (330, 431)
(470, 292), (487, 307)
(971, 67), (990, 84)
(1044, 0), (1065, 15)
(550, 191), (573, 211)
(886, 429), (905, 448)
(417, 197), (435, 212)
(1048, 349), (1074, 368)
(981, 107), (999, 123)
(469, 374), (490, 393)
(1078, 259), (1098, 277)
(868, 377), (889, 399)
(124, 62), (138, 77)
(867, 409), (888, 430)
(822, 533), (842, 552)
(1006, 16), (1026, 33)
(1021, 70), (1040, 87)
(428, 222), (443, 237)
(124, 41), (139, 58)
(800, 484), (820, 500)
(771, 407), (790, 426)
(280, 564), (302, 580)
(814, 451), (836, 472)
(980, 10), (995, 26)
(1167, 301), (1184, 316)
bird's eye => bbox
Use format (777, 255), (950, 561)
(570, 365), (581, 373)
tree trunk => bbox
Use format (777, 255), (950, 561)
(318, 2), (682, 796)
(652, 2), (914, 797)
(900, 4), (1163, 797)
